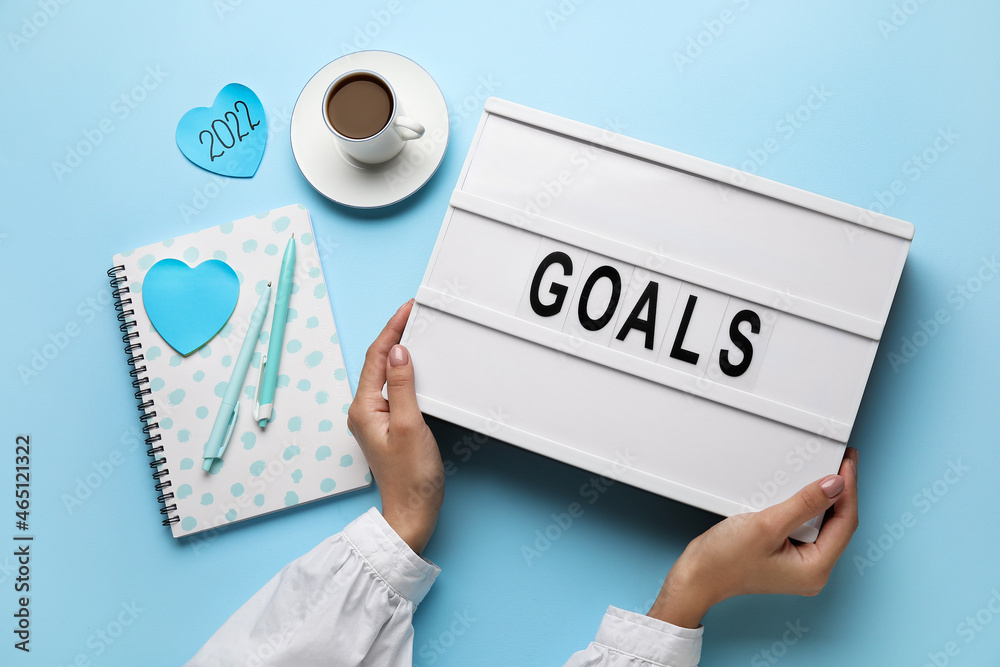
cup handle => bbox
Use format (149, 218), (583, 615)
(393, 116), (425, 141)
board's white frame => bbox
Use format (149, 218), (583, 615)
(401, 98), (913, 541)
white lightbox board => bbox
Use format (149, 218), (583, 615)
(401, 98), (913, 541)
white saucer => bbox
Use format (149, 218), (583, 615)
(291, 51), (450, 208)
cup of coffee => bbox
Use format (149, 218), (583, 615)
(322, 70), (425, 165)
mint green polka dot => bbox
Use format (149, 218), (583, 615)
(184, 247), (199, 263)
(291, 283), (300, 295)
(272, 216), (291, 232)
(319, 420), (332, 432)
(243, 239), (258, 252)
(255, 211), (270, 219)
(288, 417), (302, 432)
(283, 445), (301, 460)
(138, 254), (156, 270)
(243, 385), (255, 399)
(314, 284), (327, 299)
(214, 250), (228, 260)
(316, 446), (332, 461)
(342, 403), (350, 414)
(265, 243), (279, 255)
(208, 458), (224, 474)
(305, 351), (323, 368)
(169, 354), (182, 367)
(277, 374), (290, 388)
(315, 391), (329, 405)
(200, 493), (214, 505)
(308, 267), (320, 278)
(214, 381), (228, 397)
(300, 232), (314, 246)
(150, 377), (165, 391)
(306, 316), (319, 329)
(220, 221), (234, 233)
(179, 457), (194, 470)
(225, 509), (237, 521)
(287, 308), (298, 322)
(297, 379), (311, 391)
(250, 460), (266, 476)
(284, 491), (299, 506)
(176, 484), (193, 499)
(219, 321), (233, 338)
(334, 368), (347, 381)
(146, 346), (162, 360)
(160, 417), (173, 430)
(219, 355), (231, 369)
(364, 472), (372, 484)
(320, 478), (336, 493)
(256, 279), (269, 295)
(162, 238), (175, 247)
(181, 517), (197, 531)
(196, 406), (209, 419)
(241, 432), (256, 450)
(340, 455), (353, 467)
(330, 333), (339, 344)
(193, 370), (205, 382)
(254, 494), (265, 507)
(231, 483), (244, 497)
(259, 330), (269, 344)
(286, 339), (302, 353)
(168, 389), (185, 406)
(177, 429), (190, 443)
(251, 351), (262, 369)
(198, 344), (212, 358)
(291, 469), (303, 483)
(121, 249), (135, 257)
(133, 281), (142, 294)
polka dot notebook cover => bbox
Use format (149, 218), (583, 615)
(109, 204), (371, 537)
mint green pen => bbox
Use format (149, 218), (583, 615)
(254, 234), (295, 428)
(203, 283), (271, 471)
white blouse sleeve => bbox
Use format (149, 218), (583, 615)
(563, 606), (703, 667)
(185, 507), (440, 667)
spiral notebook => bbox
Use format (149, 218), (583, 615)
(108, 204), (371, 538)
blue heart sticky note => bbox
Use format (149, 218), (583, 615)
(143, 259), (240, 356)
(176, 83), (267, 178)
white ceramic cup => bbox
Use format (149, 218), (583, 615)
(322, 70), (424, 165)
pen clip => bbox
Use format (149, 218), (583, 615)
(253, 353), (267, 420)
(217, 401), (239, 460)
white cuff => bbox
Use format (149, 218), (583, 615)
(342, 507), (441, 605)
(594, 606), (703, 667)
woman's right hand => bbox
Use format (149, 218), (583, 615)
(648, 447), (860, 628)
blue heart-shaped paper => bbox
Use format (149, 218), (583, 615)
(176, 83), (267, 178)
(143, 259), (240, 356)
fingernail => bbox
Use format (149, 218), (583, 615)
(821, 475), (845, 498)
(849, 457), (857, 477)
(389, 344), (408, 367)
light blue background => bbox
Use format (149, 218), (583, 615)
(2, 1), (998, 665)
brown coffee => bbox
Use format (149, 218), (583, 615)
(326, 74), (393, 139)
